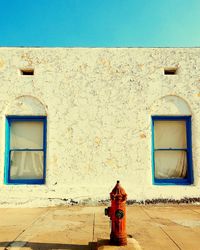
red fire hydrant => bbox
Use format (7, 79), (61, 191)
(105, 180), (127, 246)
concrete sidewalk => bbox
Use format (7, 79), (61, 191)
(0, 205), (200, 250)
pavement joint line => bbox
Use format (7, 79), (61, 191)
(92, 212), (95, 243)
(5, 207), (51, 250)
(140, 206), (153, 219)
(140, 207), (182, 250)
(187, 206), (200, 215)
(159, 226), (182, 250)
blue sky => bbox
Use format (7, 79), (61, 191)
(0, 0), (200, 47)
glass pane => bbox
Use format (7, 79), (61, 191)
(155, 150), (187, 179)
(154, 120), (187, 149)
(10, 151), (44, 180)
(10, 121), (43, 149)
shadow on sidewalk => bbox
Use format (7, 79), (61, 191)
(0, 241), (97, 250)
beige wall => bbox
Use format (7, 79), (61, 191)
(0, 48), (200, 207)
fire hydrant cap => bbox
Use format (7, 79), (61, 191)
(110, 180), (127, 201)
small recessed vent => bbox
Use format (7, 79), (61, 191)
(20, 69), (34, 76)
(164, 68), (177, 75)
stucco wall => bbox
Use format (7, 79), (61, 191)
(0, 48), (200, 207)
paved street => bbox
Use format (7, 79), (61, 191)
(0, 205), (200, 250)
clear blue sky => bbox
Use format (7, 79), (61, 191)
(0, 0), (200, 47)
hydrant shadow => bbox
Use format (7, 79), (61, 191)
(0, 241), (97, 250)
(97, 239), (110, 247)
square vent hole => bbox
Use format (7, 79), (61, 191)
(164, 68), (177, 75)
(20, 68), (34, 76)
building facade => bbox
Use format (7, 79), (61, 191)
(0, 48), (200, 207)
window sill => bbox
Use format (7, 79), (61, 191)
(4, 179), (45, 185)
(153, 178), (193, 185)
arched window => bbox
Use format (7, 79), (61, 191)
(151, 96), (193, 185)
(4, 96), (47, 184)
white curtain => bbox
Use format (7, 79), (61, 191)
(154, 120), (187, 179)
(155, 151), (187, 178)
(10, 151), (43, 179)
(10, 121), (44, 180)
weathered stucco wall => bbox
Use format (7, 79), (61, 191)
(0, 48), (200, 207)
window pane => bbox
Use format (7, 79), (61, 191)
(10, 151), (43, 180)
(10, 121), (43, 149)
(154, 120), (186, 149)
(155, 150), (187, 179)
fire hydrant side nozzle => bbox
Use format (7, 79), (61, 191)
(105, 180), (127, 246)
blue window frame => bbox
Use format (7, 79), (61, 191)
(152, 116), (193, 185)
(4, 116), (47, 184)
